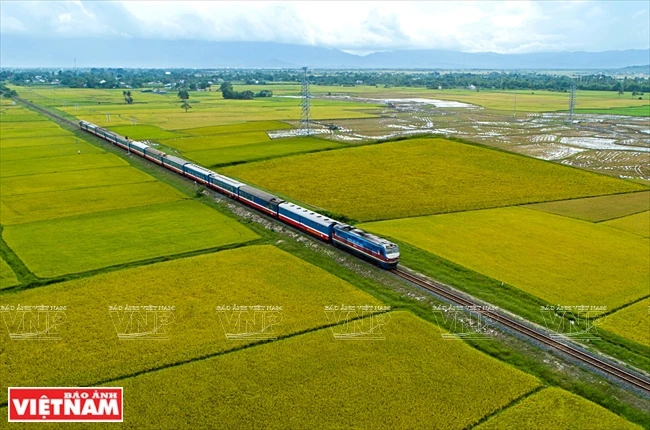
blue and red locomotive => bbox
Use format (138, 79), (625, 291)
(79, 120), (400, 269)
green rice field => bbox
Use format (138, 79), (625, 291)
(0, 141), (103, 161)
(0, 153), (128, 177)
(360, 207), (649, 312)
(107, 124), (188, 140)
(1, 182), (187, 225)
(3, 200), (258, 277)
(477, 387), (641, 429)
(179, 120), (292, 136)
(221, 138), (645, 221)
(184, 137), (344, 167)
(20, 86), (649, 116)
(0, 257), (19, 289)
(0, 166), (155, 196)
(526, 191), (650, 222)
(601, 211), (650, 237)
(0, 245), (384, 401)
(80, 312), (542, 429)
(0, 135), (89, 149)
(600, 299), (650, 347)
(1, 86), (647, 428)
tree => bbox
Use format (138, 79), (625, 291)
(181, 100), (192, 113)
(123, 90), (133, 104)
(177, 89), (189, 100)
(220, 82), (234, 98)
(0, 84), (18, 98)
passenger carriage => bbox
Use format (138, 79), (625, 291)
(127, 140), (149, 156)
(238, 186), (284, 217)
(143, 147), (165, 164)
(184, 164), (214, 185)
(210, 174), (243, 198)
(278, 202), (336, 241)
(161, 155), (189, 175)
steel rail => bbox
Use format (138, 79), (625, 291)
(392, 267), (650, 394)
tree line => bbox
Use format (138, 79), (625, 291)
(1, 67), (649, 93)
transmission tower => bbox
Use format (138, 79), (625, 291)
(300, 67), (312, 135)
(568, 80), (576, 123)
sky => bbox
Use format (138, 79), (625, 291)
(1, 1), (648, 54)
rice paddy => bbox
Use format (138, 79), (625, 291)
(221, 137), (645, 221)
(0, 257), (19, 289)
(526, 191), (650, 222)
(0, 135), (88, 148)
(1, 182), (187, 225)
(0, 166), (155, 196)
(476, 387), (641, 429)
(601, 211), (650, 237)
(0, 103), (258, 278)
(0, 152), (128, 177)
(600, 299), (650, 347)
(106, 124), (188, 140)
(0, 245), (384, 403)
(0, 140), (103, 161)
(183, 137), (344, 167)
(86, 312), (541, 429)
(1, 85), (646, 428)
(359, 207), (649, 312)
(234, 85), (650, 114)
(3, 200), (258, 277)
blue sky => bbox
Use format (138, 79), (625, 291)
(1, 1), (648, 54)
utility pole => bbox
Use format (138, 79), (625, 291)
(568, 80), (576, 123)
(300, 67), (312, 136)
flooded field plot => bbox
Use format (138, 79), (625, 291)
(302, 96), (650, 181)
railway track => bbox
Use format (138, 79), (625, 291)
(392, 267), (650, 395)
(17, 97), (650, 396)
(18, 97), (79, 127)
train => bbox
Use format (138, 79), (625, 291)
(78, 120), (400, 269)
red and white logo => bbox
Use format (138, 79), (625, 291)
(8, 388), (123, 422)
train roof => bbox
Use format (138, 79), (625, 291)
(163, 155), (189, 166)
(335, 224), (397, 247)
(185, 164), (216, 177)
(279, 202), (338, 226)
(129, 140), (149, 150)
(239, 185), (284, 204)
(145, 147), (166, 157)
(212, 173), (245, 188)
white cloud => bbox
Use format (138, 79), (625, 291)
(58, 13), (72, 23)
(0, 12), (26, 32)
(1, 0), (647, 53)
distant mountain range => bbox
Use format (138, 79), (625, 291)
(2, 36), (649, 70)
